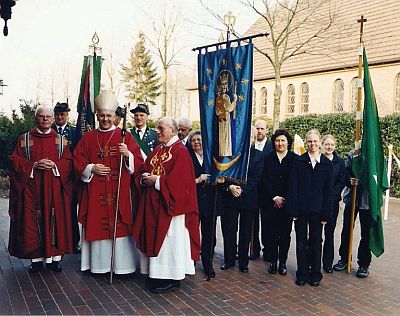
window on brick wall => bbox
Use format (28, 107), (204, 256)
(333, 79), (344, 112)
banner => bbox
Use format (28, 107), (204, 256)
(198, 44), (253, 183)
(76, 54), (103, 141)
(352, 48), (389, 257)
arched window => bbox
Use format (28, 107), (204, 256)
(300, 82), (309, 113)
(333, 79), (344, 112)
(286, 84), (295, 114)
(252, 88), (257, 116)
(260, 87), (267, 115)
(395, 73), (400, 112)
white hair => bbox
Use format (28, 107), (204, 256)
(177, 117), (192, 129)
(35, 106), (54, 117)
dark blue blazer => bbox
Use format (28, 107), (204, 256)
(330, 151), (345, 203)
(130, 126), (158, 151)
(259, 150), (297, 212)
(286, 152), (334, 221)
(223, 146), (264, 210)
(190, 151), (223, 219)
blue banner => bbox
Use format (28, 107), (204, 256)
(198, 43), (253, 183)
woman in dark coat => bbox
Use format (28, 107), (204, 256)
(188, 130), (222, 278)
(260, 129), (296, 276)
(220, 126), (264, 273)
(321, 134), (345, 273)
(287, 129), (334, 287)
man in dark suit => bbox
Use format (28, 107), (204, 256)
(250, 119), (273, 261)
(52, 102), (79, 253)
(177, 117), (193, 150)
(130, 103), (158, 159)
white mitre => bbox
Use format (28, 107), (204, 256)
(94, 90), (118, 112)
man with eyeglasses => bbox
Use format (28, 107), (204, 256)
(133, 117), (200, 294)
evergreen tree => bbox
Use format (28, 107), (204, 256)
(121, 32), (161, 105)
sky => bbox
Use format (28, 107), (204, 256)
(0, 0), (260, 118)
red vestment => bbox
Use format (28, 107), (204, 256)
(74, 128), (143, 241)
(8, 129), (73, 259)
(132, 140), (200, 261)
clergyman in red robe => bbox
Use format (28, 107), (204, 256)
(132, 116), (200, 294)
(74, 90), (143, 274)
(8, 106), (73, 273)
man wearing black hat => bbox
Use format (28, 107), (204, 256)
(113, 106), (125, 127)
(130, 103), (158, 158)
(53, 102), (80, 253)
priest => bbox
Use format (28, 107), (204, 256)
(74, 90), (143, 274)
(8, 106), (73, 273)
(132, 116), (200, 293)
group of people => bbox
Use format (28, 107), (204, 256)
(7, 89), (373, 294)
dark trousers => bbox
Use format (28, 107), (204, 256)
(200, 215), (217, 271)
(263, 211), (292, 264)
(221, 208), (257, 267)
(71, 194), (80, 251)
(295, 213), (323, 282)
(322, 202), (340, 269)
(338, 203), (372, 268)
(250, 209), (262, 256)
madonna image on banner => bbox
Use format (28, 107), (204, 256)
(197, 43), (253, 183)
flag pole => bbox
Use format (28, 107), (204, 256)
(110, 104), (127, 285)
(347, 15), (367, 274)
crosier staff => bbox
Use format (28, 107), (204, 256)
(110, 104), (128, 285)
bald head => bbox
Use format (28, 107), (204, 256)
(255, 119), (268, 142)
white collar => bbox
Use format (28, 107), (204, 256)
(136, 125), (147, 132)
(36, 128), (51, 134)
(308, 152), (321, 163)
(164, 135), (179, 147)
(98, 125), (116, 133)
(56, 123), (67, 130)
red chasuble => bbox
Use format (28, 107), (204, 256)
(132, 140), (200, 261)
(74, 128), (143, 241)
(8, 129), (73, 259)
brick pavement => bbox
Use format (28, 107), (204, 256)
(1, 197), (400, 315)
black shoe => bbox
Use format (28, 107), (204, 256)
(204, 267), (216, 278)
(48, 261), (62, 272)
(324, 266), (333, 274)
(295, 279), (306, 286)
(268, 262), (277, 274)
(248, 253), (260, 260)
(220, 263), (234, 270)
(309, 280), (320, 287)
(28, 262), (43, 273)
(333, 260), (347, 272)
(278, 263), (287, 275)
(150, 280), (180, 294)
(356, 266), (369, 278)
(239, 266), (249, 273)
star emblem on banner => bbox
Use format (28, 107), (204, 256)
(238, 94), (245, 102)
(202, 84), (208, 92)
(206, 68), (212, 75)
(241, 78), (249, 85)
(208, 99), (214, 106)
(235, 63), (242, 70)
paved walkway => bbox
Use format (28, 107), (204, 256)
(1, 197), (400, 315)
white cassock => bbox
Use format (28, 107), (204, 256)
(139, 214), (195, 280)
(79, 127), (139, 274)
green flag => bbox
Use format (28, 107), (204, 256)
(352, 48), (389, 257)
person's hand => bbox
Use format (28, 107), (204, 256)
(229, 185), (242, 198)
(350, 177), (359, 186)
(196, 174), (209, 184)
(92, 164), (111, 176)
(141, 173), (157, 186)
(34, 158), (55, 170)
(118, 143), (130, 157)
(274, 196), (285, 208)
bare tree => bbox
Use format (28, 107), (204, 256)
(145, 3), (184, 117)
(200, 0), (339, 130)
(106, 52), (122, 96)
